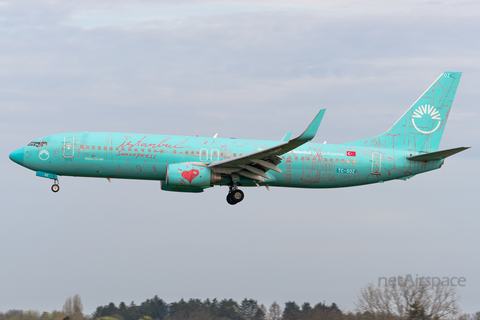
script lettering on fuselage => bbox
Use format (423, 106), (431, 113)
(116, 151), (157, 159)
(118, 135), (191, 149)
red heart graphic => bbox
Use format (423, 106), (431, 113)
(181, 169), (200, 183)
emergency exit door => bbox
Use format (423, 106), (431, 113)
(63, 136), (75, 158)
(372, 153), (381, 174)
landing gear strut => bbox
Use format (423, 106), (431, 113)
(51, 179), (60, 193)
(226, 184), (244, 205)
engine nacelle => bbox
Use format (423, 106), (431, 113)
(166, 163), (221, 188)
(161, 181), (204, 193)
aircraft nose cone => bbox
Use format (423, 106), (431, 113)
(9, 147), (24, 165)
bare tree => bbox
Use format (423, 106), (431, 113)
(355, 275), (461, 320)
(259, 305), (267, 320)
(459, 312), (480, 320)
(73, 294), (84, 320)
(63, 294), (83, 320)
(73, 294), (83, 315)
(268, 302), (282, 320)
(63, 297), (74, 316)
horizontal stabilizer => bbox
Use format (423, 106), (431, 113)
(407, 146), (470, 161)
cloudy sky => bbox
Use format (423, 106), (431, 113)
(1, 0), (479, 314)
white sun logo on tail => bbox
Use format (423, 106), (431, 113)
(412, 105), (441, 134)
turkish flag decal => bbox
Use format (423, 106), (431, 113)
(347, 151), (356, 157)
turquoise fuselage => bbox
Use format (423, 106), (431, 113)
(19, 132), (442, 189)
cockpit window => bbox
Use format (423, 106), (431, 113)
(27, 141), (47, 147)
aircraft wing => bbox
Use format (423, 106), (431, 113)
(208, 109), (325, 181)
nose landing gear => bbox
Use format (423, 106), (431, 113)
(51, 179), (60, 193)
(226, 185), (244, 205)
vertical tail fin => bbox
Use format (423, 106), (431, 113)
(346, 71), (462, 153)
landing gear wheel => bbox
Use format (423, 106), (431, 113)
(231, 189), (244, 203)
(51, 184), (60, 193)
(226, 189), (244, 205)
(226, 183), (245, 205)
(226, 193), (236, 205)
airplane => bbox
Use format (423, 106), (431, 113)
(9, 71), (469, 205)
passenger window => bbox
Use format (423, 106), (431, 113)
(128, 148), (132, 152)
(154, 149), (157, 153)
(173, 150), (176, 154)
(347, 159), (351, 164)
(92, 146), (96, 150)
(301, 157), (304, 161)
(233, 153), (237, 157)
(98, 146), (101, 150)
(324, 158), (327, 162)
(148, 148), (151, 153)
(140, 148), (144, 152)
(86, 146), (90, 150)
(282, 156), (285, 160)
(227, 152), (231, 157)
(160, 149), (164, 154)
(79, 145), (84, 150)
(110, 147), (113, 151)
(115, 147), (119, 151)
(330, 158), (333, 163)
(134, 148), (138, 152)
(239, 153), (243, 156)
(294, 156), (298, 161)
(220, 152), (224, 157)
(341, 159), (345, 164)
(122, 147), (125, 151)
(335, 158), (339, 163)
(306, 157), (310, 161)
(353, 160), (356, 164)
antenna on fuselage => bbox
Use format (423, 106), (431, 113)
(213, 133), (218, 138)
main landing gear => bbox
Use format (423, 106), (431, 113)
(226, 185), (244, 205)
(51, 179), (60, 193)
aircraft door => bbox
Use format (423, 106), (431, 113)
(372, 153), (381, 174)
(63, 136), (75, 158)
(199, 148), (208, 161)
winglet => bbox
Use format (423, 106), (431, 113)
(281, 132), (292, 142)
(293, 109), (326, 141)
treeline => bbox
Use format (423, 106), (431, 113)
(4, 293), (479, 320)
(93, 296), (341, 320)
(0, 295), (85, 320)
